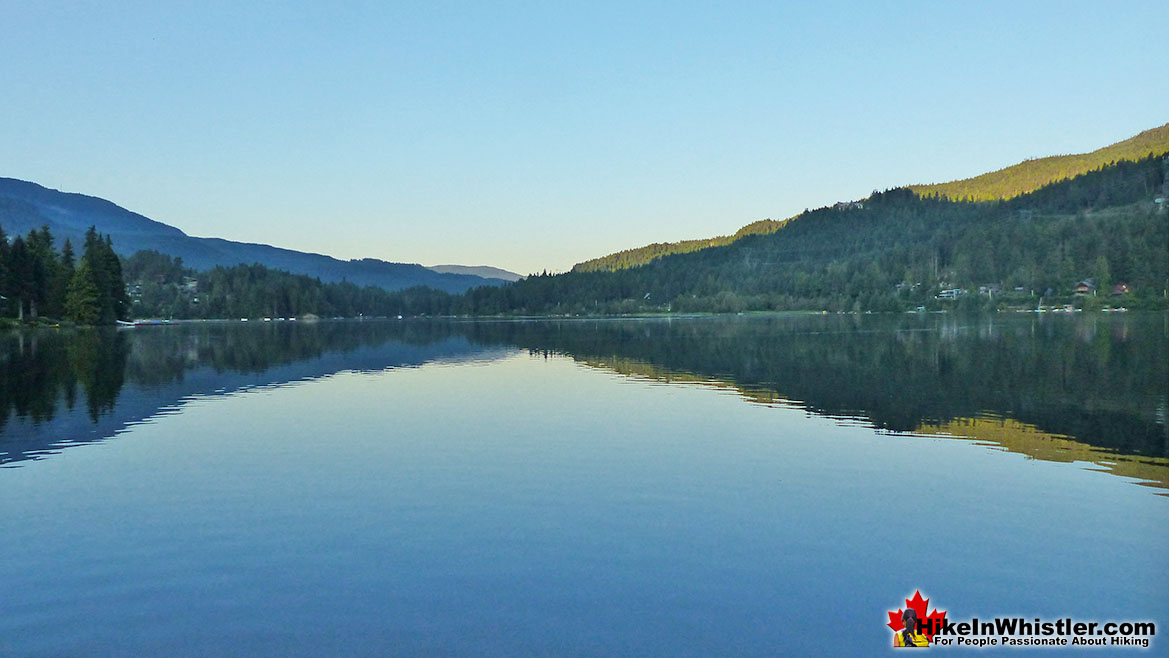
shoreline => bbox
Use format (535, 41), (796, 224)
(4, 307), (1165, 332)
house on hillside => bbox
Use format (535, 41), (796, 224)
(978, 283), (1002, 296)
(1111, 283), (1131, 296)
(1074, 280), (1096, 296)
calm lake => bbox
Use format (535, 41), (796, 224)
(2, 313), (1166, 656)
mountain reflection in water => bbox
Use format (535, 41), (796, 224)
(2, 313), (1166, 492)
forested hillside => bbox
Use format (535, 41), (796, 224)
(573, 124), (1169, 273)
(122, 252), (453, 320)
(12, 138), (1164, 323)
(126, 152), (1169, 319)
(459, 153), (1169, 314)
(0, 177), (506, 293)
(910, 123), (1169, 201)
(572, 217), (788, 273)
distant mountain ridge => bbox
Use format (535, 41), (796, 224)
(573, 123), (1169, 273)
(0, 177), (506, 294)
(427, 264), (524, 281)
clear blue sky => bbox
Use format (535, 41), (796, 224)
(2, 1), (1166, 274)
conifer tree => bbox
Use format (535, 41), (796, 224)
(25, 226), (58, 320)
(103, 235), (129, 321)
(0, 223), (127, 323)
(65, 260), (102, 325)
(53, 239), (76, 318)
(62, 226), (129, 324)
(82, 227), (111, 323)
(7, 236), (32, 320)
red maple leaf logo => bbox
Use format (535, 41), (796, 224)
(887, 590), (947, 642)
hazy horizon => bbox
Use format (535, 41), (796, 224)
(3, 1), (1166, 274)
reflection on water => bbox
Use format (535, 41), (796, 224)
(0, 329), (127, 426)
(1, 314), (1167, 657)
(915, 415), (1169, 493)
(466, 313), (1168, 491)
(3, 313), (1166, 491)
(0, 321), (510, 466)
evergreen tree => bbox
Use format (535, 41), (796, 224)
(75, 226), (129, 324)
(0, 223), (126, 323)
(53, 240), (76, 318)
(7, 236), (32, 320)
(103, 235), (129, 321)
(25, 226), (58, 320)
(64, 260), (102, 325)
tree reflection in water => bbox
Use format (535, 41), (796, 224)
(2, 314), (1166, 490)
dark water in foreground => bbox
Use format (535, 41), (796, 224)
(1, 313), (1166, 656)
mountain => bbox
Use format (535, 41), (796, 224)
(459, 151), (1169, 314)
(0, 178), (506, 294)
(573, 123), (1169, 273)
(572, 217), (786, 273)
(909, 123), (1169, 201)
(427, 264), (524, 281)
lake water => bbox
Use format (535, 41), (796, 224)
(2, 313), (1166, 656)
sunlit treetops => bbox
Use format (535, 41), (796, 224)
(909, 123), (1169, 202)
(574, 124), (1169, 273)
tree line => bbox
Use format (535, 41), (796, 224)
(0, 225), (128, 325)
(909, 123), (1169, 202)
(458, 152), (1169, 315)
(5, 151), (1166, 323)
(572, 217), (790, 273)
(123, 253), (456, 320)
(576, 128), (1168, 273)
(109, 152), (1169, 320)
(8, 315), (1160, 465)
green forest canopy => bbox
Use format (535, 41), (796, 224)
(0, 225), (128, 325)
(118, 152), (1169, 319)
(6, 135), (1167, 323)
(463, 153), (1169, 315)
(909, 123), (1169, 202)
(576, 123), (1169, 273)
